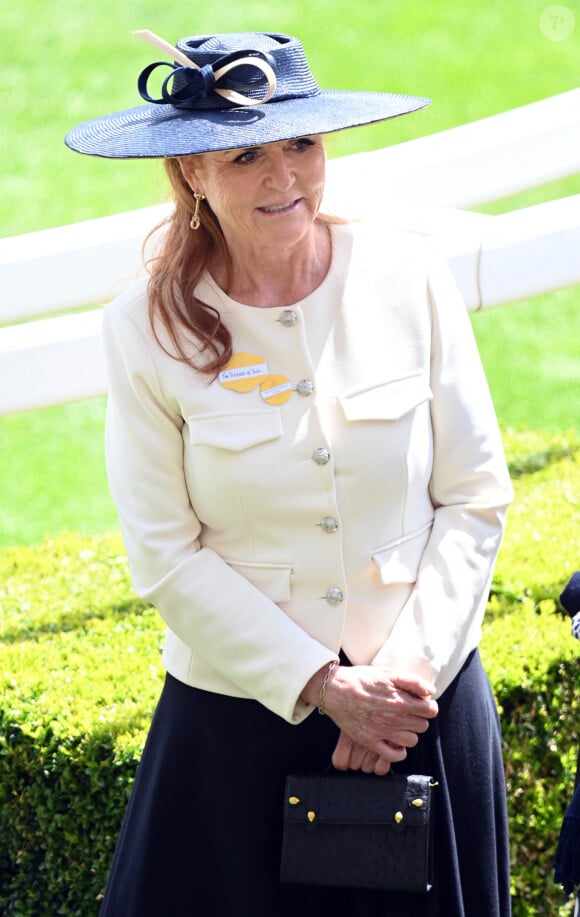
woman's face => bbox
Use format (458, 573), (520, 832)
(179, 135), (326, 257)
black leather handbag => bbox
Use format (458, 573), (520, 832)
(280, 770), (435, 892)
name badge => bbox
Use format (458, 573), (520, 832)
(260, 375), (293, 406)
(218, 353), (269, 392)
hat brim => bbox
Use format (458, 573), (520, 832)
(64, 90), (430, 159)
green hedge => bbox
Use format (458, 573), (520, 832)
(1, 430), (579, 916)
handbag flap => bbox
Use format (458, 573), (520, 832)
(283, 772), (433, 829)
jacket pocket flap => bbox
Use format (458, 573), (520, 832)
(225, 559), (292, 603)
(372, 522), (433, 585)
(339, 374), (432, 422)
(188, 409), (283, 451)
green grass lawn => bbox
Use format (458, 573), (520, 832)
(472, 287), (580, 431)
(1, 1), (578, 546)
(0, 400), (116, 548)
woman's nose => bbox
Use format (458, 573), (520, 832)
(265, 152), (294, 190)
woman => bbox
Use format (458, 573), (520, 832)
(66, 30), (514, 916)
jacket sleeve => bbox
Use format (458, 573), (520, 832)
(102, 297), (336, 724)
(371, 252), (513, 696)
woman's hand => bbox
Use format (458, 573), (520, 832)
(301, 663), (438, 773)
(332, 731), (395, 776)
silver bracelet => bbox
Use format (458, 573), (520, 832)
(318, 660), (338, 715)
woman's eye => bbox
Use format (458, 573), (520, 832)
(293, 137), (315, 151)
(234, 150), (257, 164)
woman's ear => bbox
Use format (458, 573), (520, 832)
(178, 156), (204, 196)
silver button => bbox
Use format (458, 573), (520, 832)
(319, 516), (339, 533)
(296, 379), (314, 397)
(312, 448), (330, 465)
(279, 309), (298, 327)
(324, 587), (344, 606)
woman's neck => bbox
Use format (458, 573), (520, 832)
(212, 220), (332, 308)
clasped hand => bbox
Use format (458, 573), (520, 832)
(304, 664), (438, 776)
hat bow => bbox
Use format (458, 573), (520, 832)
(137, 50), (277, 110)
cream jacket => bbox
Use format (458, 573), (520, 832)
(103, 223), (513, 724)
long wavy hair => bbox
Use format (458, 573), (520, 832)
(145, 155), (342, 377)
(145, 157), (234, 376)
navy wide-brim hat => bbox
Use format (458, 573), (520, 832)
(65, 31), (430, 159)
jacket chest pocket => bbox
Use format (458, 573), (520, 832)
(338, 372), (432, 423)
(187, 408), (283, 451)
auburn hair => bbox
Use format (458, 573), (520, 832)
(145, 157), (233, 376)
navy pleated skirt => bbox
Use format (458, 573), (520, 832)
(99, 649), (511, 916)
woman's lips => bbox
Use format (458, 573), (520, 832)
(258, 199), (301, 214)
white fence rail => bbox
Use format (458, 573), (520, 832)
(1, 88), (579, 415)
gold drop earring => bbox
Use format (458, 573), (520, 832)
(190, 191), (206, 231)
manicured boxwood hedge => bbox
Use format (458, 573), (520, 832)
(1, 430), (579, 916)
